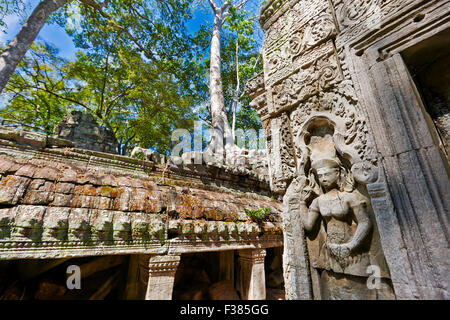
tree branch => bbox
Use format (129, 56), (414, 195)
(199, 115), (212, 126)
(99, 49), (111, 117)
(0, 119), (45, 132)
(31, 84), (92, 112)
(104, 84), (133, 116)
(234, 0), (250, 10)
(220, 0), (230, 13)
(208, 0), (219, 12)
(79, 0), (156, 61)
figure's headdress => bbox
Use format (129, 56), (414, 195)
(308, 135), (340, 171)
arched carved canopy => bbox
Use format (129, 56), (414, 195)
(294, 114), (378, 185)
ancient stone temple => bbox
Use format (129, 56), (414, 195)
(0, 0), (449, 301)
(246, 0), (449, 299)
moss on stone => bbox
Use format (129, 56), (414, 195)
(99, 186), (117, 197)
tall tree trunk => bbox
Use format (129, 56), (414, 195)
(232, 38), (239, 141)
(208, 7), (234, 154)
(0, 0), (70, 94)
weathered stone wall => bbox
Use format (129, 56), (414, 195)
(248, 0), (449, 300)
(0, 126), (283, 260)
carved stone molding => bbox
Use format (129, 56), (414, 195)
(0, 206), (166, 247)
(265, 9), (338, 88)
(289, 81), (378, 174)
(238, 248), (267, 264)
(333, 0), (420, 47)
(244, 72), (265, 99)
(289, 12), (337, 61)
(257, 0), (449, 301)
(269, 114), (296, 192)
(147, 255), (181, 276)
(272, 49), (344, 113)
(260, 0), (290, 29)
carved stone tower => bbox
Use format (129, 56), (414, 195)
(246, 0), (449, 300)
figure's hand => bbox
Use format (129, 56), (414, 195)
(328, 243), (351, 260)
(297, 175), (310, 202)
(298, 174), (318, 202)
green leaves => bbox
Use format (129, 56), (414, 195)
(244, 208), (271, 221)
(0, 42), (72, 134)
(0, 0), (30, 30)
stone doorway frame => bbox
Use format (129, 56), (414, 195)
(338, 0), (450, 299)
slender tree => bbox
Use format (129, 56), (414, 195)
(205, 0), (249, 155)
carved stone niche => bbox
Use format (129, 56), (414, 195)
(283, 116), (395, 299)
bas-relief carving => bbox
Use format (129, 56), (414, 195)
(272, 48), (343, 113)
(244, 72), (265, 98)
(333, 0), (381, 29)
(260, 0), (290, 28)
(284, 116), (393, 299)
(265, 43), (292, 89)
(289, 81), (378, 167)
(296, 136), (373, 275)
(265, 9), (337, 88)
(269, 114), (297, 192)
(278, 53), (391, 297)
(264, 2), (331, 55)
(249, 94), (269, 119)
(258, 0), (449, 301)
(289, 13), (336, 60)
(332, 0), (416, 47)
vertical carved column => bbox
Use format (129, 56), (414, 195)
(219, 250), (235, 283)
(237, 249), (267, 300)
(144, 254), (181, 300)
(360, 53), (450, 299)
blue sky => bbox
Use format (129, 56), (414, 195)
(0, 0), (77, 59)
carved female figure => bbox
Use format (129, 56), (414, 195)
(298, 137), (372, 275)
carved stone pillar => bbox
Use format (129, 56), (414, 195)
(237, 249), (266, 300)
(144, 254), (181, 300)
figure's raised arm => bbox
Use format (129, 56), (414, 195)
(299, 199), (320, 232)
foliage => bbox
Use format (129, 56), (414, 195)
(244, 207), (271, 221)
(0, 42), (71, 133)
(0, 40), (197, 155)
(0, 0), (30, 29)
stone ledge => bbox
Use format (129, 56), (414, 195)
(0, 126), (74, 150)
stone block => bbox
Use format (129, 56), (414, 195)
(0, 175), (31, 205)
